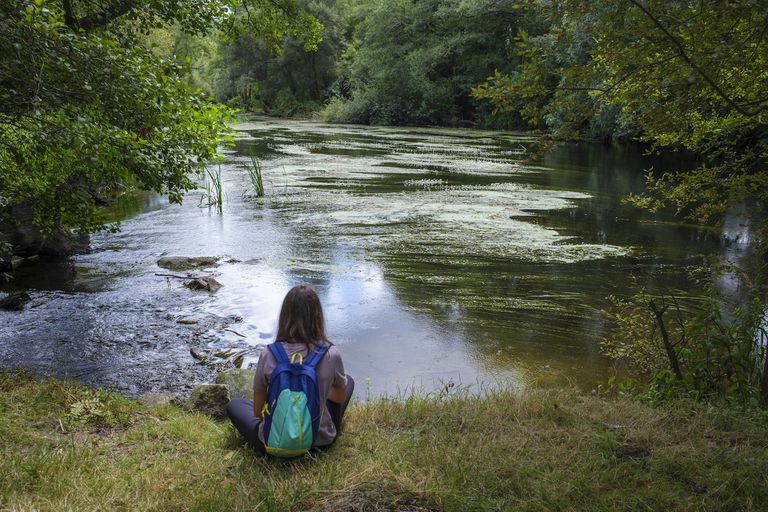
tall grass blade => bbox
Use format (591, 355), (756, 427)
(199, 165), (223, 213)
(246, 156), (264, 197)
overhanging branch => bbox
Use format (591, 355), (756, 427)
(627, 0), (766, 117)
(75, 0), (137, 31)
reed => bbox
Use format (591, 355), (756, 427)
(199, 165), (223, 212)
(246, 156), (265, 197)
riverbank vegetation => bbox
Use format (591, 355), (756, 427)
(2, 370), (767, 511)
(3, 1), (765, 241)
(0, 0), (320, 259)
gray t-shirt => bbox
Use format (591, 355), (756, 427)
(253, 342), (347, 446)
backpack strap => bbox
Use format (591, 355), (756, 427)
(268, 342), (290, 365)
(304, 343), (329, 369)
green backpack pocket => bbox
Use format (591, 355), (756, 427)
(265, 389), (314, 457)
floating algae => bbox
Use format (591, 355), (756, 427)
(2, 118), (716, 398)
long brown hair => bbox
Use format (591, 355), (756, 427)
(276, 284), (330, 347)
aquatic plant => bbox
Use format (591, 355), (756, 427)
(245, 156), (265, 197)
(199, 165), (223, 213)
(403, 178), (446, 189)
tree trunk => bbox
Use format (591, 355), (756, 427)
(649, 300), (684, 380)
(760, 336), (768, 408)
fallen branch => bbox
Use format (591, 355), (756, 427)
(649, 300), (684, 380)
(154, 273), (211, 280)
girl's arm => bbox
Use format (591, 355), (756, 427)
(328, 384), (346, 404)
(328, 348), (347, 404)
(253, 389), (267, 418)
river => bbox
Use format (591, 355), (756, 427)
(0, 118), (737, 397)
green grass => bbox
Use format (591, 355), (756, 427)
(1, 370), (767, 511)
(245, 156), (265, 198)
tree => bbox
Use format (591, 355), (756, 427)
(0, 0), (321, 242)
(472, 0), (768, 404)
(207, 0), (344, 116)
(321, 0), (533, 127)
(473, 0), (768, 233)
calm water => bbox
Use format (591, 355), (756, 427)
(0, 118), (742, 396)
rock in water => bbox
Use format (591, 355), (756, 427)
(0, 292), (31, 311)
(10, 256), (24, 269)
(184, 277), (222, 292)
(216, 369), (256, 400)
(157, 256), (219, 271)
(186, 384), (230, 419)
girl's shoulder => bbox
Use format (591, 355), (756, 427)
(325, 345), (345, 370)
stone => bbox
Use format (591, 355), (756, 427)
(184, 277), (222, 292)
(0, 292), (31, 311)
(1, 204), (89, 258)
(185, 384), (230, 419)
(189, 348), (207, 361)
(137, 392), (182, 407)
(215, 368), (256, 400)
(157, 256), (219, 271)
(176, 317), (199, 325)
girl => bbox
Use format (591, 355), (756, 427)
(226, 284), (354, 454)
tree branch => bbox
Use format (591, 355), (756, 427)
(75, 0), (137, 31)
(649, 300), (684, 380)
(627, 0), (766, 117)
(62, 0), (77, 29)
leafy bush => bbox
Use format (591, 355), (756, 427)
(318, 96), (372, 124)
(602, 272), (768, 406)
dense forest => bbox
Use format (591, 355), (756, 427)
(162, 0), (768, 238)
(193, 0), (538, 129)
(2, 0), (766, 233)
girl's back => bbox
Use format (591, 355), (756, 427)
(253, 341), (347, 446)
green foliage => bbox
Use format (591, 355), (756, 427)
(602, 291), (683, 376)
(602, 272), (768, 405)
(320, 0), (532, 127)
(200, 0), (548, 127)
(473, 0), (768, 234)
(0, 0), (322, 237)
(324, 0), (526, 125)
(206, 0), (342, 117)
(246, 156), (265, 197)
(65, 393), (118, 428)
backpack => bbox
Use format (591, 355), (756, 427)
(262, 342), (328, 457)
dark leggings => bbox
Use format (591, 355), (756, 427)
(226, 375), (355, 454)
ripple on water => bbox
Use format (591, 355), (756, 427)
(4, 118), (707, 397)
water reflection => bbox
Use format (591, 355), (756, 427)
(0, 118), (730, 395)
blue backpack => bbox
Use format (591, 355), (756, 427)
(262, 342), (328, 457)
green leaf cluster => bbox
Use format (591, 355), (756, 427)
(0, 0), (321, 237)
(602, 272), (768, 406)
(473, 0), (768, 235)
(316, 0), (534, 127)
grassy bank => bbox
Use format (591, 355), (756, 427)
(1, 371), (766, 511)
